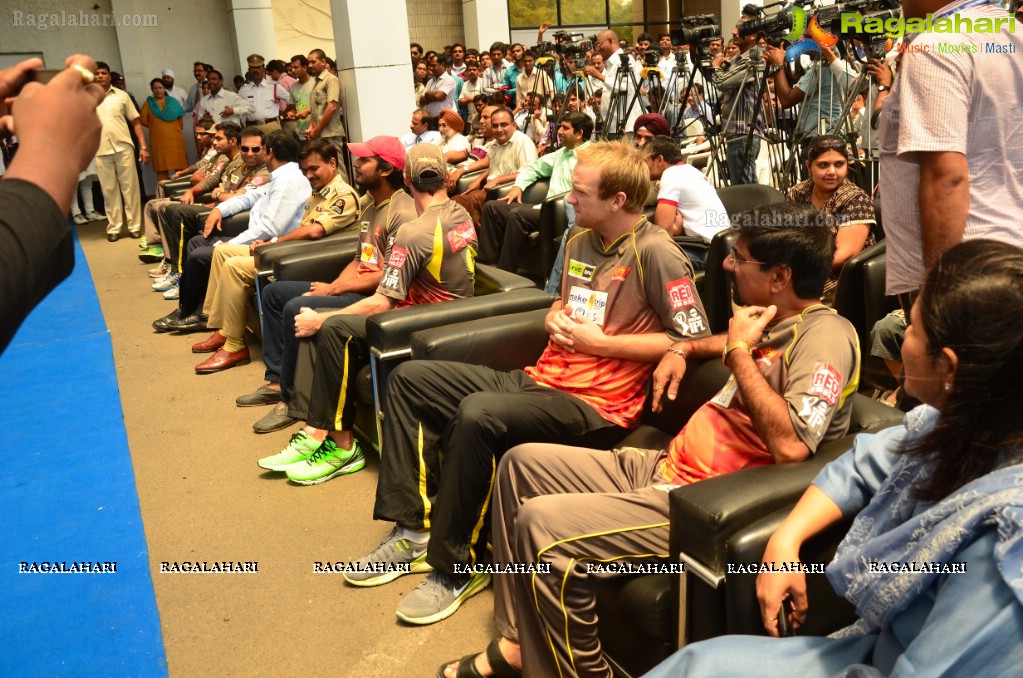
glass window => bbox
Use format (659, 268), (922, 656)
(561, 0), (605, 26)
(509, 0), (558, 27)
(610, 0), (643, 26)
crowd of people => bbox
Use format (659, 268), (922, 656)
(3, 0), (1023, 674)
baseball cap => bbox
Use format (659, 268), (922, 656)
(347, 135), (407, 170)
(162, 68), (175, 78)
(404, 143), (447, 184)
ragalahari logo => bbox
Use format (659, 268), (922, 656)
(784, 7), (840, 61)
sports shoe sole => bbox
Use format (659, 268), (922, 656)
(343, 555), (432, 588)
(395, 573), (492, 626)
(287, 455), (366, 485)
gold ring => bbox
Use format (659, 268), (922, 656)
(653, 386), (664, 390)
(71, 64), (95, 85)
(767, 616), (778, 622)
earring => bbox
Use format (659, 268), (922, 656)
(943, 382), (952, 392)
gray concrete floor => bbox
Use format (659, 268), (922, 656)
(78, 220), (495, 677)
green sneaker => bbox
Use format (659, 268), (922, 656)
(285, 438), (365, 485)
(257, 430), (320, 471)
(138, 236), (148, 249)
(139, 245), (165, 263)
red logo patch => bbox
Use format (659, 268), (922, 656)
(388, 245), (409, 269)
(611, 265), (633, 282)
(808, 362), (843, 406)
(665, 278), (695, 311)
(448, 221), (477, 253)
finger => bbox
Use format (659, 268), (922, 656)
(790, 587), (809, 622)
(666, 371), (682, 402)
(0, 58), (44, 100)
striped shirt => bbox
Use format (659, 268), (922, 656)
(881, 0), (1023, 295)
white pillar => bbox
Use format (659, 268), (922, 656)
(463, 0), (510, 50)
(329, 0), (415, 143)
(228, 0), (277, 76)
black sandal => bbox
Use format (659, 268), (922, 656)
(437, 639), (522, 678)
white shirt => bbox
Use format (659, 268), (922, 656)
(400, 129), (442, 151)
(423, 73), (456, 118)
(238, 78), (290, 123)
(601, 49), (643, 134)
(656, 163), (728, 242)
(199, 88), (254, 126)
(220, 162), (312, 244)
(167, 85), (188, 109)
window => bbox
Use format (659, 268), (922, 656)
(509, 0), (649, 32)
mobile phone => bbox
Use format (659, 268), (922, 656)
(29, 69), (62, 84)
(777, 598), (796, 637)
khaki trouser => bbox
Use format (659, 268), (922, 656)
(95, 148), (142, 236)
(203, 244), (255, 341)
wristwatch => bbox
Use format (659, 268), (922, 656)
(270, 236), (279, 244)
(722, 340), (752, 364)
(877, 85), (890, 92)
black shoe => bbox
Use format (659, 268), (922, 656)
(153, 309), (184, 333)
(167, 313), (209, 332)
(129, 231), (142, 239)
(107, 233), (120, 242)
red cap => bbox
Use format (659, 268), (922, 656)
(347, 135), (406, 170)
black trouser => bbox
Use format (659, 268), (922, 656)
(160, 203), (211, 273)
(178, 236), (226, 316)
(287, 314), (369, 432)
(479, 199), (543, 271)
(373, 360), (629, 574)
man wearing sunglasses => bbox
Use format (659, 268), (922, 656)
(153, 129), (303, 334)
(154, 126), (271, 303)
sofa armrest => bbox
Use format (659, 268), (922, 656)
(367, 288), (553, 355)
(411, 307), (551, 370)
(271, 239), (361, 283)
(475, 263), (539, 294)
(255, 230), (361, 274)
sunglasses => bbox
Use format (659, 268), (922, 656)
(240, 145), (263, 153)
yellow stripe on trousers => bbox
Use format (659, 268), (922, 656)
(418, 423), (432, 529)
(331, 335), (352, 432)
(532, 523), (670, 676)
(466, 455), (496, 567)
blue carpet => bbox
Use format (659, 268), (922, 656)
(0, 230), (167, 677)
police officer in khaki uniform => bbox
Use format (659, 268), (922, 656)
(193, 138), (361, 373)
(305, 48), (347, 157)
(239, 54), (290, 136)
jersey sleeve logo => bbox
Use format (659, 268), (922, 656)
(448, 220), (477, 253)
(611, 265), (633, 282)
(666, 278), (696, 311)
(808, 362), (842, 406)
(388, 245), (409, 269)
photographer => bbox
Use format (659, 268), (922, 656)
(588, 29), (644, 138)
(763, 44), (843, 166)
(712, 16), (765, 184)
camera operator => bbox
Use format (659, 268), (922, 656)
(763, 44), (843, 165)
(815, 40), (896, 158)
(712, 16), (765, 184)
(587, 29), (644, 138)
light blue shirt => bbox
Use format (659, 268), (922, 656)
(219, 161), (311, 244)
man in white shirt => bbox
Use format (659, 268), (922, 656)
(399, 109), (442, 150)
(161, 68), (188, 108)
(238, 54), (291, 134)
(420, 54), (457, 120)
(587, 30), (643, 138)
(645, 135), (728, 270)
(450, 43), (468, 78)
(198, 69), (254, 126)
(448, 107), (537, 227)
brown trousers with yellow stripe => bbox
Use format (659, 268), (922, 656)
(492, 442), (672, 678)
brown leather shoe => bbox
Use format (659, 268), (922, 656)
(195, 347), (251, 374)
(192, 331), (227, 353)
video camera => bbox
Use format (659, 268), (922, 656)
(671, 14), (722, 49)
(537, 31), (596, 72)
(737, 0), (900, 41)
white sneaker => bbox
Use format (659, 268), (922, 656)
(163, 284), (180, 300)
(72, 214), (89, 225)
(152, 272), (180, 291)
(85, 211), (105, 221)
(148, 261), (172, 278)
